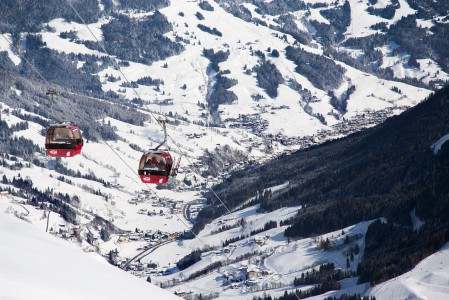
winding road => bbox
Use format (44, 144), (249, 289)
(121, 238), (175, 270)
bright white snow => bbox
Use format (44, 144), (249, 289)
(369, 242), (449, 300)
(0, 34), (22, 65)
(0, 212), (180, 300)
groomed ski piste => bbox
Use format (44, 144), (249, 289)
(368, 243), (449, 300)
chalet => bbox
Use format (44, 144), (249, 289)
(247, 266), (260, 280)
(238, 265), (248, 275)
(254, 236), (265, 245)
(129, 235), (140, 241)
(172, 202), (182, 209)
(137, 208), (147, 214)
(129, 270), (145, 277)
(262, 269), (274, 276)
(245, 279), (259, 287)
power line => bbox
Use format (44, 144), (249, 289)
(3, 9), (323, 300)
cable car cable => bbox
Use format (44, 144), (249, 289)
(63, 0), (236, 217)
(0, 34), (56, 89)
(2, 29), (214, 257)
(65, 0), (288, 256)
(1, 34), (58, 123)
(65, 0), (254, 255)
(55, 5), (302, 297)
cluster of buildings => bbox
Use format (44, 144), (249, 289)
(117, 229), (175, 245)
(273, 105), (410, 148)
(225, 113), (268, 137)
(128, 192), (184, 216)
(330, 106), (409, 137)
(222, 264), (274, 288)
(126, 261), (177, 278)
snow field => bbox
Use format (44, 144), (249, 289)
(0, 33), (22, 65)
(33, 0), (434, 149)
(369, 242), (449, 300)
(155, 206), (375, 300)
(0, 212), (180, 300)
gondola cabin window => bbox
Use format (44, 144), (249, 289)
(48, 127), (74, 144)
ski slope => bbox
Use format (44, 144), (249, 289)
(369, 242), (449, 300)
(0, 212), (179, 300)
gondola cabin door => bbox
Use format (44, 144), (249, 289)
(45, 123), (83, 157)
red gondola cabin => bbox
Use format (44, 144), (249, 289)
(138, 151), (173, 184)
(45, 123), (83, 157)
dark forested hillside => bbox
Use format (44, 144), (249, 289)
(0, 0), (101, 33)
(86, 12), (184, 65)
(0, 0), (171, 33)
(196, 85), (449, 284)
(285, 46), (346, 91)
(0, 71), (147, 141)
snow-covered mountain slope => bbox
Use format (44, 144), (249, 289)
(26, 0), (436, 140)
(368, 242), (449, 300)
(1, 0), (447, 148)
(0, 211), (179, 300)
(147, 198), (375, 299)
(1, 0), (449, 299)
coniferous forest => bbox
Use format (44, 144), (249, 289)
(196, 86), (449, 285)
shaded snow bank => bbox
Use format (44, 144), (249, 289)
(430, 133), (449, 155)
(410, 208), (424, 232)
